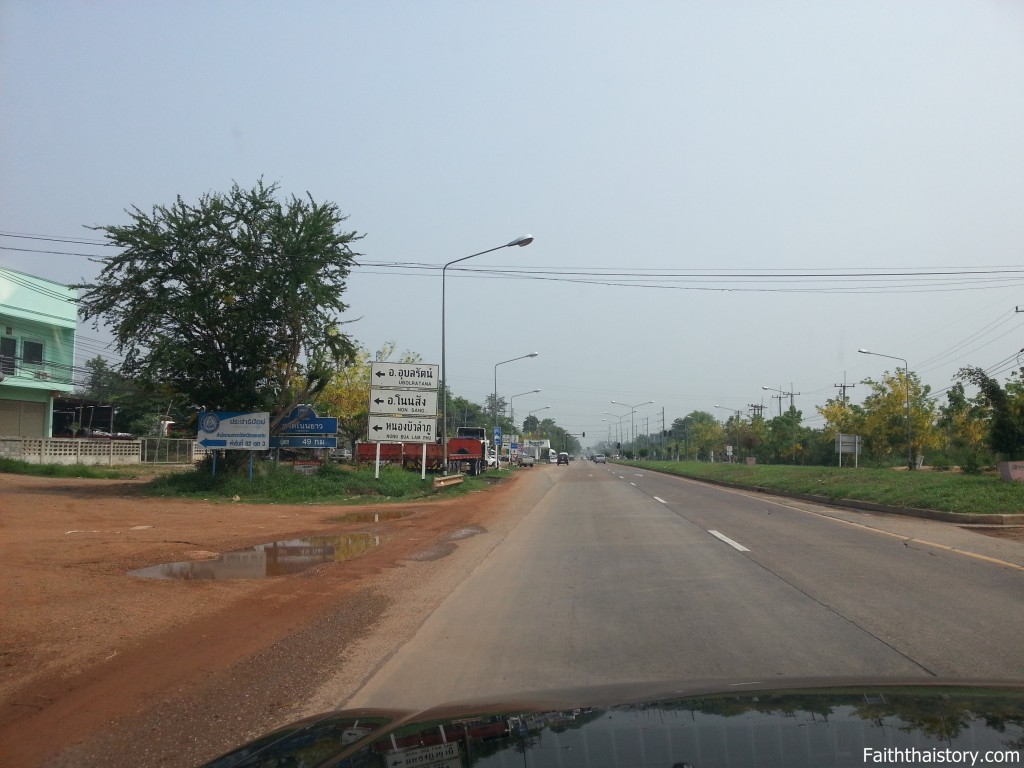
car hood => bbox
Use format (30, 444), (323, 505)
(199, 677), (1024, 767)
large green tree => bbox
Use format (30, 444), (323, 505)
(859, 370), (937, 468)
(77, 180), (362, 434)
(956, 367), (1024, 459)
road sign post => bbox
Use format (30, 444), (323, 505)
(197, 411), (270, 479)
(367, 363), (439, 480)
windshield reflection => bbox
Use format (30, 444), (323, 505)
(201, 686), (1024, 767)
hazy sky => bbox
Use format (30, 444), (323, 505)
(3, 1), (1023, 445)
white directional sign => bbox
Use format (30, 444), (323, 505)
(370, 362), (439, 391)
(369, 388), (438, 417)
(367, 415), (436, 443)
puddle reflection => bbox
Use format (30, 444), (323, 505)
(129, 533), (379, 580)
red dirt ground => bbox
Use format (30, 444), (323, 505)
(0, 470), (525, 767)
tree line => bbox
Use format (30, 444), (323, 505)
(73, 181), (1016, 470)
(597, 368), (1024, 469)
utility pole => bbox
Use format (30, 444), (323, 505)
(834, 372), (855, 404)
(748, 403), (764, 418)
(762, 385), (799, 417)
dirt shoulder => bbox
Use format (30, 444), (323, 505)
(0, 470), (535, 768)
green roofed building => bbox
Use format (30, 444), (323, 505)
(0, 268), (77, 437)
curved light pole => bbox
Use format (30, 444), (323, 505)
(761, 385), (799, 418)
(715, 404), (743, 463)
(859, 348), (913, 470)
(526, 406), (551, 436)
(494, 353), (538, 453)
(610, 400), (654, 456)
(603, 410), (630, 448)
(509, 388), (541, 430)
(442, 235), (533, 473)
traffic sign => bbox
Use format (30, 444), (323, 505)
(367, 415), (436, 443)
(269, 436), (338, 449)
(369, 388), (438, 416)
(278, 406), (338, 435)
(197, 411), (269, 450)
(370, 362), (439, 391)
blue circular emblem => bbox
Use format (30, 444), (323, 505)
(200, 412), (220, 433)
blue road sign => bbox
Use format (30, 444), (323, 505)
(269, 436), (338, 449)
(279, 416), (339, 435)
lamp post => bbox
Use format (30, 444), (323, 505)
(509, 388), (541, 431)
(494, 353), (538, 456)
(714, 404), (743, 463)
(610, 400), (654, 457)
(441, 235), (533, 474)
(859, 348), (913, 470)
(761, 385), (799, 417)
(603, 410), (630, 449)
(526, 405), (551, 432)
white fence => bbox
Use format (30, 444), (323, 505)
(0, 437), (142, 466)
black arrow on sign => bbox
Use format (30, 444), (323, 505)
(372, 424), (383, 431)
(374, 398), (385, 405)
(374, 370), (387, 378)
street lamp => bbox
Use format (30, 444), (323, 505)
(859, 348), (913, 470)
(715, 404), (743, 463)
(603, 410), (630, 448)
(761, 385), (799, 417)
(442, 235), (533, 473)
(494, 353), (538, 452)
(610, 400), (654, 456)
(509, 388), (541, 430)
(526, 406), (551, 433)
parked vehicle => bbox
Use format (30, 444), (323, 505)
(356, 426), (490, 475)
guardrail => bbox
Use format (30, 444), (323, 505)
(432, 474), (465, 490)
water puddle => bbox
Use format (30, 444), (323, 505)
(128, 533), (379, 580)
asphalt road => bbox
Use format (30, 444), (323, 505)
(345, 461), (1024, 709)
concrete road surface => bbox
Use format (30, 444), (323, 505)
(345, 461), (1024, 709)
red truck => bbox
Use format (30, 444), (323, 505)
(356, 426), (489, 476)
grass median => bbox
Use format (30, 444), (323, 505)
(619, 461), (1024, 516)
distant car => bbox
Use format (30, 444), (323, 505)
(517, 454), (535, 467)
(593, 454), (607, 463)
(557, 452), (569, 465)
(330, 447), (353, 462)
(549, 452), (558, 463)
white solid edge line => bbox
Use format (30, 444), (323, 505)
(708, 529), (750, 552)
